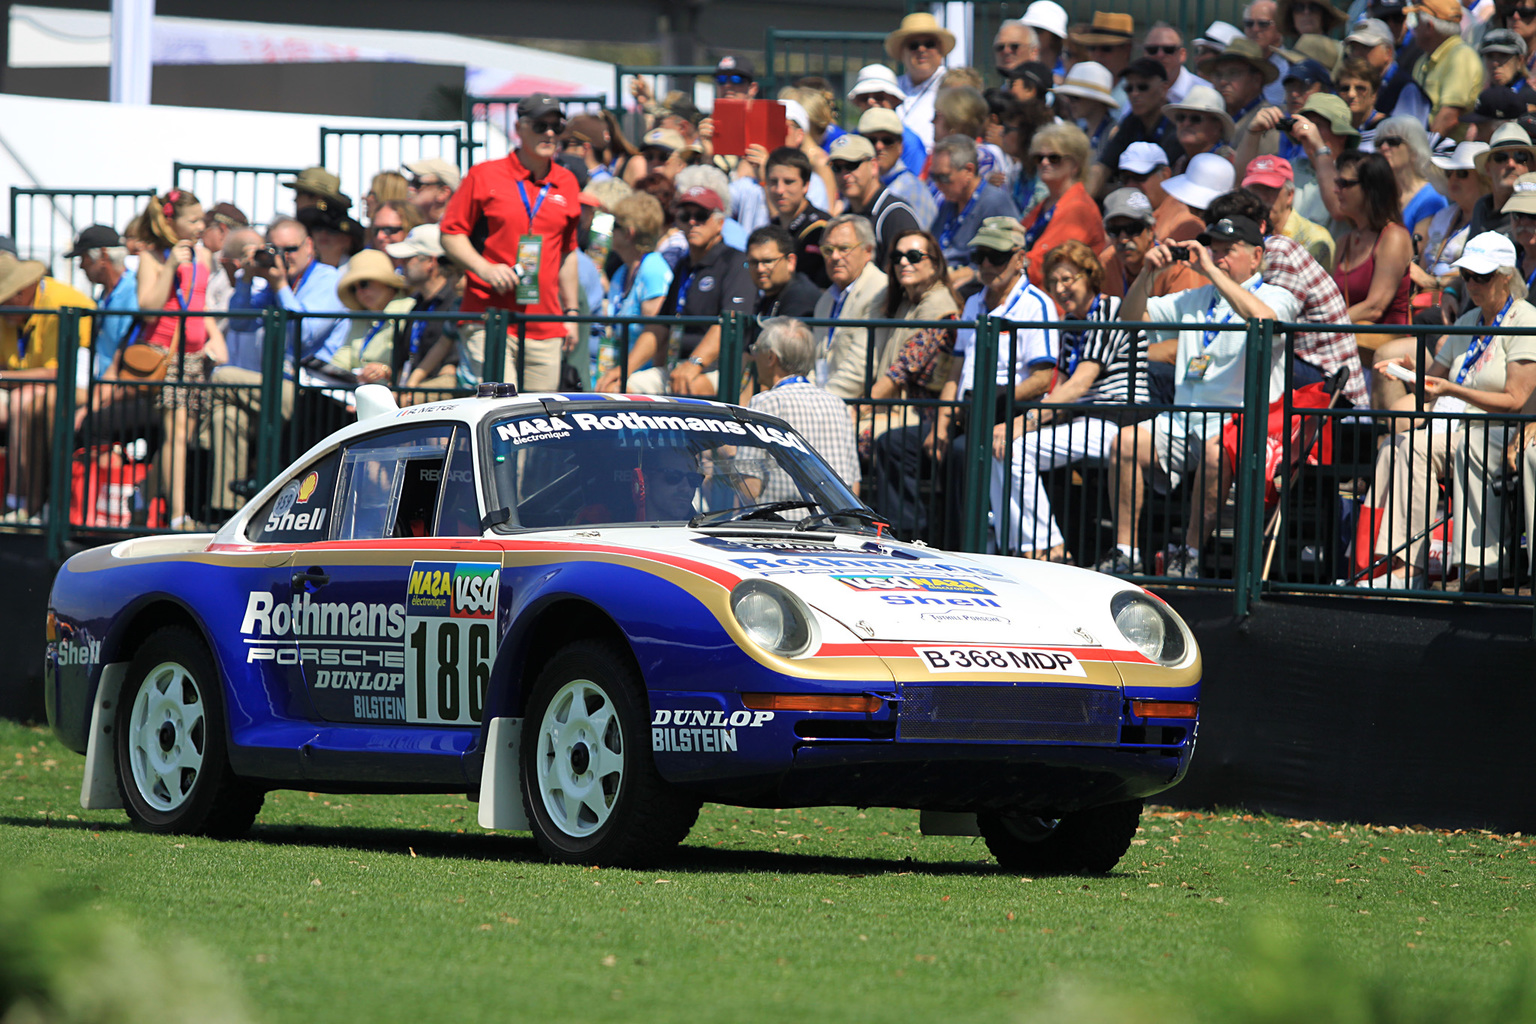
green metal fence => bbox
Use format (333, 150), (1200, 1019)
(762, 29), (890, 107)
(462, 94), (610, 164)
(317, 127), (468, 213)
(172, 163), (302, 233)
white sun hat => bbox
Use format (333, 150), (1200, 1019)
(847, 64), (907, 103)
(1022, 1), (1070, 40)
(1162, 152), (1236, 211)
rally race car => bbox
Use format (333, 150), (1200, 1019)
(44, 387), (1200, 872)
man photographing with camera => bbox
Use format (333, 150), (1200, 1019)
(1098, 215), (1300, 579)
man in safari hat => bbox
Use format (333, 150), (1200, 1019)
(282, 166), (351, 214)
(888, 12), (955, 150)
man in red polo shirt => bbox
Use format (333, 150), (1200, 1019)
(441, 94), (582, 391)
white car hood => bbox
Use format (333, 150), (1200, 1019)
(584, 527), (1122, 646)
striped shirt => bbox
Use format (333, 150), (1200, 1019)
(955, 275), (1059, 395)
(1057, 293), (1152, 409)
(1259, 234), (1369, 408)
(748, 380), (862, 505)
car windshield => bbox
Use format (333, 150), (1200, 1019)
(485, 405), (865, 530)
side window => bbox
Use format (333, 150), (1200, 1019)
(248, 451), (341, 544)
(333, 426), (454, 542)
(436, 428), (482, 536)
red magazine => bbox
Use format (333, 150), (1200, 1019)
(711, 99), (788, 156)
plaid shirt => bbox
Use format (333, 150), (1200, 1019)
(1261, 234), (1369, 408)
(748, 380), (862, 507)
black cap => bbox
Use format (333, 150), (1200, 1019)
(1005, 60), (1056, 92)
(1123, 57), (1169, 82)
(516, 94), (563, 121)
(1197, 215), (1264, 246)
(1283, 58), (1333, 90)
(64, 224), (122, 259)
(1462, 86), (1527, 123)
(1367, 0), (1407, 15)
(715, 54), (756, 79)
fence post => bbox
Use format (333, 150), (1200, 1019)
(717, 312), (744, 405)
(961, 312), (1000, 554)
(764, 29), (779, 96)
(45, 308), (81, 564)
(253, 308), (288, 489)
(484, 310), (508, 386)
(1231, 316), (1273, 616)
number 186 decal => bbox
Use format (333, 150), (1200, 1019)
(404, 561), (501, 725)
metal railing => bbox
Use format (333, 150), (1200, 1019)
(762, 29), (889, 107)
(7, 187), (157, 291)
(172, 163), (302, 232)
(317, 128), (468, 212)
(6, 303), (1532, 628)
(462, 94), (609, 165)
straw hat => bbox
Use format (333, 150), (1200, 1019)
(1197, 37), (1281, 84)
(283, 166), (350, 209)
(1165, 85), (1236, 141)
(1069, 13), (1135, 47)
(0, 254), (45, 305)
(1053, 62), (1117, 107)
(1473, 123), (1536, 175)
(885, 12), (956, 60)
(1279, 0), (1348, 35)
(337, 249), (406, 311)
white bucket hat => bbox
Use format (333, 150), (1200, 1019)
(1162, 152), (1236, 211)
(1193, 20), (1243, 52)
(1431, 140), (1490, 173)
(1452, 231), (1518, 274)
(1022, 1), (1069, 40)
(1053, 62), (1116, 107)
(847, 64), (907, 103)
(1164, 85), (1236, 142)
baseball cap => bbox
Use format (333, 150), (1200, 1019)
(1101, 188), (1156, 226)
(1405, 0), (1459, 19)
(966, 216), (1026, 251)
(208, 203), (248, 228)
(829, 134), (877, 163)
(384, 223), (445, 260)
(1481, 28), (1528, 56)
(1283, 59), (1333, 89)
(715, 54), (756, 79)
(1452, 230), (1518, 273)
(1345, 18), (1395, 48)
(563, 114), (608, 147)
(641, 128), (696, 154)
(663, 94), (703, 125)
(517, 94), (563, 121)
(404, 157), (461, 192)
(675, 185), (724, 214)
(781, 99), (811, 133)
(1119, 142), (1171, 175)
(1005, 61), (1056, 92)
(1242, 154), (1295, 188)
(1122, 57), (1168, 82)
(1368, 0), (1409, 14)
(1197, 215), (1264, 246)
(1501, 173), (1536, 215)
(1462, 87), (1528, 124)
(857, 107), (904, 137)
(64, 224), (123, 259)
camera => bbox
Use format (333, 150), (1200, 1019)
(1277, 116), (1297, 134)
(251, 245), (280, 270)
(1167, 245), (1190, 261)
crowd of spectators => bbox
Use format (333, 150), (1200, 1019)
(3, 0), (1536, 587)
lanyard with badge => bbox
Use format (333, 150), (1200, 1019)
(1457, 296), (1512, 385)
(773, 374), (810, 389)
(1060, 295), (1099, 378)
(16, 279), (44, 364)
(938, 189), (981, 253)
(816, 287), (849, 387)
(1187, 278), (1262, 382)
(515, 178), (552, 305)
(1022, 202), (1055, 251)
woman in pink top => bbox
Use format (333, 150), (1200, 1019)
(1329, 152), (1412, 363)
(1020, 123), (1107, 288)
(132, 189), (226, 529)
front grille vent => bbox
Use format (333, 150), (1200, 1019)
(899, 685), (1121, 743)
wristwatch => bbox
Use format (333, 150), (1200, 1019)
(1313, 145), (1332, 158)
(687, 356), (708, 370)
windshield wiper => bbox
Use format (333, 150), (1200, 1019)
(689, 501), (818, 528)
(794, 507), (888, 532)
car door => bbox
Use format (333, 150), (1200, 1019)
(289, 423), (500, 783)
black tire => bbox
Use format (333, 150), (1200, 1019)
(114, 626), (263, 837)
(978, 799), (1144, 875)
(519, 639), (699, 866)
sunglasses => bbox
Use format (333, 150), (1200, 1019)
(906, 37), (942, 51)
(893, 248), (932, 265)
(1106, 220), (1149, 239)
(675, 207), (714, 225)
(1088, 44), (1126, 53)
(1514, 5), (1536, 16)
(1462, 268), (1497, 284)
(1126, 81), (1158, 93)
(994, 41), (1023, 52)
(272, 244), (302, 254)
(1120, 169), (1153, 184)
(970, 248), (1015, 265)
(1033, 152), (1067, 164)
(717, 74), (751, 86)
(1244, 18), (1275, 28)
(1145, 44), (1181, 55)
(407, 177), (441, 190)
(830, 159), (867, 175)
(1174, 113), (1210, 125)
(1492, 150), (1534, 164)
(657, 469), (704, 487)
(930, 171), (954, 185)
(1449, 169), (1475, 179)
(1335, 177), (1362, 189)
(524, 118), (566, 135)
(866, 134), (901, 148)
(1376, 136), (1404, 148)
(371, 225), (405, 236)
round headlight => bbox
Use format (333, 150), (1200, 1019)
(731, 580), (813, 657)
(1111, 591), (1189, 666)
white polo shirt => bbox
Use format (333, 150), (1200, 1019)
(954, 273), (1060, 394)
(1145, 272), (1300, 411)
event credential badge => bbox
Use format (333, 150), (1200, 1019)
(515, 235), (541, 304)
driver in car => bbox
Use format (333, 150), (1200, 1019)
(637, 446), (705, 521)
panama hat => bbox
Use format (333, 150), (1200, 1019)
(1472, 122), (1536, 174)
(0, 254), (46, 306)
(885, 13), (956, 60)
(336, 249), (406, 311)
(1053, 62), (1117, 107)
(1069, 13), (1135, 48)
(1194, 20), (1244, 52)
(1197, 37), (1281, 84)
(1165, 85), (1236, 141)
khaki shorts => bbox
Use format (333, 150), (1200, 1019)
(463, 326), (564, 393)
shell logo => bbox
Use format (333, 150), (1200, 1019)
(296, 471), (320, 503)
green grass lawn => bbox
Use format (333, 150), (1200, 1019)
(4, 716), (1535, 1023)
